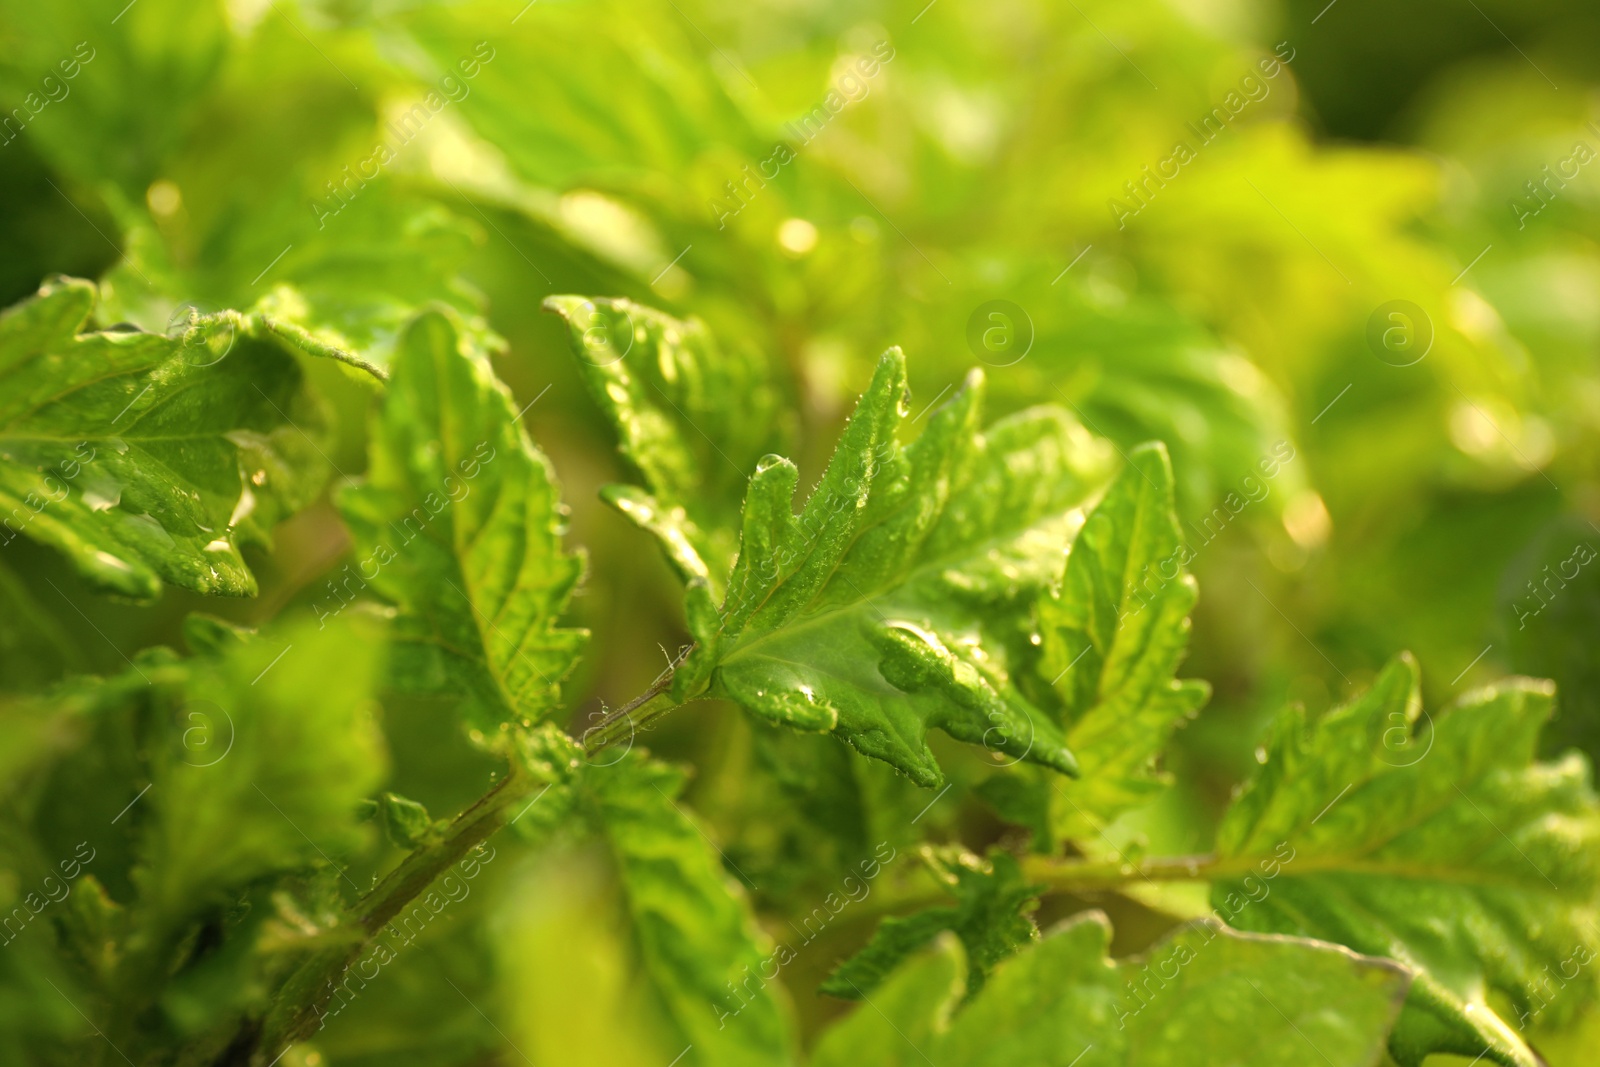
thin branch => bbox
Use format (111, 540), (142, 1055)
(255, 764), (532, 1058)
(578, 643), (695, 753)
(249, 662), (695, 1064)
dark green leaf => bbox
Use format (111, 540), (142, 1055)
(822, 848), (1040, 1001)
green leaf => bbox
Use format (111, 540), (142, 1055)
(400, 1), (768, 195)
(339, 309), (587, 741)
(544, 295), (788, 593)
(0, 1), (227, 195)
(1017, 296), (1305, 526)
(105, 196), (504, 380)
(974, 769), (1056, 854)
(0, 656), (169, 792)
(86, 617), (391, 1056)
(505, 723), (585, 845)
(680, 349), (1114, 788)
(134, 614), (386, 936)
(179, 613), (254, 658)
(584, 753), (795, 1067)
(812, 912), (1410, 1067)
(1212, 654), (1600, 1067)
(0, 926), (97, 1064)
(739, 723), (930, 898)
(362, 792), (437, 849)
(0, 277), (329, 599)
(0, 558), (84, 692)
(0, 0), (502, 378)
(822, 848), (1040, 1001)
(1037, 442), (1209, 837)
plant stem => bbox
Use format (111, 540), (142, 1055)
(580, 686), (683, 754)
(579, 645), (695, 754)
(352, 768), (529, 934)
(249, 680), (689, 1065)
(253, 763), (537, 1061)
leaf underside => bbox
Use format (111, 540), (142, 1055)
(822, 848), (1041, 1002)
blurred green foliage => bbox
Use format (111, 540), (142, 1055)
(2, 0), (1599, 1063)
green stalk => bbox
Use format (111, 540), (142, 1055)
(248, 679), (688, 1064)
(578, 689), (683, 754)
(255, 761), (535, 1059)
(352, 771), (528, 934)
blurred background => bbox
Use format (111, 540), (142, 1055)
(2, 0), (1598, 1062)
